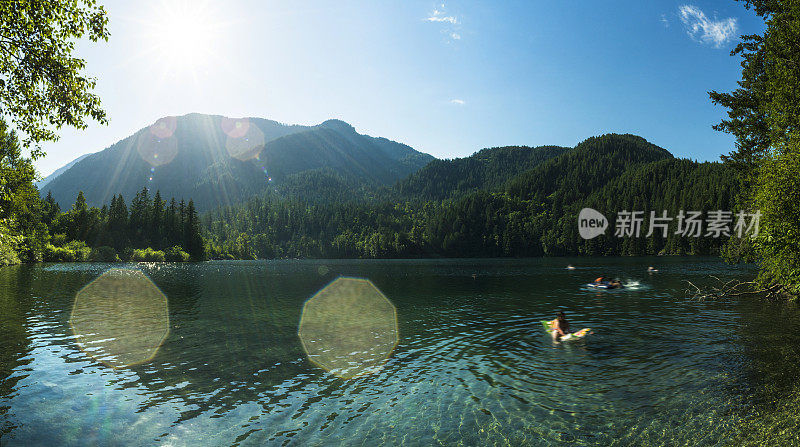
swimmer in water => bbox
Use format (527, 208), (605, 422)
(551, 311), (571, 341)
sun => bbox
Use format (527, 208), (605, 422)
(141, 1), (225, 78)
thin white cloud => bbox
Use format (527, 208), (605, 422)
(678, 5), (738, 48)
(450, 99), (465, 106)
(660, 14), (669, 28)
(427, 9), (458, 24)
(425, 4), (461, 42)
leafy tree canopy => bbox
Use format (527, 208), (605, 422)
(711, 0), (800, 293)
(0, 0), (109, 158)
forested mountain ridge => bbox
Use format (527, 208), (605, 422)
(392, 145), (569, 201)
(513, 157), (737, 256)
(41, 113), (434, 211)
(205, 133), (738, 259)
(505, 133), (674, 205)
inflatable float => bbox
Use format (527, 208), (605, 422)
(541, 319), (592, 341)
(587, 282), (624, 289)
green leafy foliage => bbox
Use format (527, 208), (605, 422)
(0, 0), (109, 158)
(710, 0), (800, 294)
(164, 246), (190, 262)
(44, 240), (90, 262)
(0, 219), (21, 265)
(752, 145), (800, 294)
(131, 248), (166, 262)
(0, 120), (47, 262)
(88, 245), (119, 262)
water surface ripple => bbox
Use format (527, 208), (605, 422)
(1, 258), (799, 446)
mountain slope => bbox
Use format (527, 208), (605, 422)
(203, 133), (736, 259)
(392, 145), (569, 201)
(36, 153), (92, 190)
(42, 114), (434, 211)
(505, 133), (673, 206)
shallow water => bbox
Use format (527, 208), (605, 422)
(1, 258), (799, 446)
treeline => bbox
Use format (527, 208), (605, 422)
(41, 188), (204, 262)
(204, 155), (739, 259)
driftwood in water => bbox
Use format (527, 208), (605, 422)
(684, 276), (785, 301)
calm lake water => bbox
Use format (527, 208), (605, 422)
(2, 258), (800, 446)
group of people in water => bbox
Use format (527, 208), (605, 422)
(549, 266), (660, 341)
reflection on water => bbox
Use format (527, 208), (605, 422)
(70, 269), (169, 368)
(299, 277), (398, 379)
(1, 258), (799, 445)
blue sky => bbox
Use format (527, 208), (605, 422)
(35, 0), (763, 176)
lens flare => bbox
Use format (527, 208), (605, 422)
(70, 269), (170, 369)
(221, 117), (265, 161)
(299, 277), (398, 379)
(137, 117), (179, 166)
(150, 116), (177, 139)
(221, 117), (249, 138)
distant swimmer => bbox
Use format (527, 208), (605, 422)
(566, 265), (576, 270)
(648, 266), (658, 273)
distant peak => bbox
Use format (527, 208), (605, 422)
(319, 119), (356, 133)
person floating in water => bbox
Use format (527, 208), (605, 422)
(593, 276), (623, 288)
(551, 311), (571, 341)
(648, 266), (658, 273)
(566, 265), (576, 270)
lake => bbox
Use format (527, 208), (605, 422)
(2, 258), (800, 446)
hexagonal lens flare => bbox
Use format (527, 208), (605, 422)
(70, 269), (170, 369)
(149, 115), (177, 139)
(221, 117), (265, 161)
(299, 277), (398, 379)
(137, 117), (179, 167)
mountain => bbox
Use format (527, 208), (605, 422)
(392, 145), (569, 201)
(505, 133), (674, 204)
(36, 153), (92, 190)
(389, 134), (670, 204)
(41, 114), (434, 211)
(204, 133), (737, 259)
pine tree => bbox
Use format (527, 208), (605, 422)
(107, 194), (129, 250)
(183, 199), (204, 260)
(151, 190), (165, 248)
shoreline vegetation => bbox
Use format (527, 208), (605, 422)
(30, 187), (203, 264)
